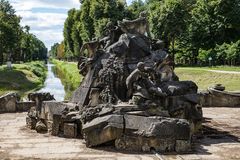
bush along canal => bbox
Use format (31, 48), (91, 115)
(51, 59), (82, 100)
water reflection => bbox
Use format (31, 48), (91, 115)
(38, 63), (65, 101)
(52, 66), (76, 100)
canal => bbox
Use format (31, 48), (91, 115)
(38, 63), (65, 101)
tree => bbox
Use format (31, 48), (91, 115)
(62, 0), (127, 59)
(49, 43), (60, 58)
(64, 9), (76, 58)
(0, 0), (21, 64)
(0, 0), (46, 64)
(79, 0), (94, 41)
(126, 0), (146, 19)
(57, 42), (65, 59)
(149, 0), (193, 58)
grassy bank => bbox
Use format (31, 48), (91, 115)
(0, 61), (47, 97)
(51, 59), (82, 99)
(176, 66), (240, 72)
(175, 67), (240, 91)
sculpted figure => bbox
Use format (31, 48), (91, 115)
(126, 62), (166, 104)
(151, 40), (179, 82)
(77, 56), (93, 76)
(78, 39), (104, 76)
(79, 39), (101, 58)
(100, 22), (123, 49)
(155, 56), (179, 82)
(118, 11), (151, 38)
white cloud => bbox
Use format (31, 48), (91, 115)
(8, 0), (140, 50)
(8, 0), (79, 50)
(18, 11), (67, 28)
(31, 29), (63, 49)
(11, 0), (79, 11)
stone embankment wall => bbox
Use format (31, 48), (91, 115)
(200, 88), (240, 107)
(0, 92), (36, 113)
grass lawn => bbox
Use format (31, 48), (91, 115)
(0, 61), (47, 97)
(51, 59), (83, 99)
(177, 66), (240, 72)
(175, 67), (240, 91)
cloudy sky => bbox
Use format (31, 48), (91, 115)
(9, 0), (135, 50)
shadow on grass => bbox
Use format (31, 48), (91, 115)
(0, 68), (42, 96)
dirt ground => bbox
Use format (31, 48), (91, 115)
(0, 107), (239, 160)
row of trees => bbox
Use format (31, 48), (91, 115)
(0, 0), (47, 65)
(50, 0), (144, 60)
(51, 0), (240, 65)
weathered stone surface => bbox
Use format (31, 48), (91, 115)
(35, 120), (47, 133)
(0, 92), (19, 113)
(82, 115), (124, 147)
(26, 116), (37, 129)
(124, 115), (190, 140)
(175, 140), (191, 152)
(52, 114), (62, 136)
(160, 81), (198, 96)
(200, 87), (240, 107)
(40, 101), (76, 121)
(28, 92), (55, 112)
(146, 120), (190, 140)
(167, 94), (202, 134)
(64, 123), (78, 138)
(16, 101), (36, 112)
(63, 111), (79, 122)
(80, 104), (115, 123)
(115, 136), (176, 152)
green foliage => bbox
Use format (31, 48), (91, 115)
(0, 0), (47, 64)
(51, 59), (82, 99)
(149, 0), (193, 50)
(62, 0), (126, 59)
(49, 43), (59, 58)
(126, 0), (146, 19)
(58, 0), (240, 66)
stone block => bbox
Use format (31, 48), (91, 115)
(200, 88), (240, 107)
(35, 120), (47, 133)
(26, 117), (37, 129)
(115, 135), (175, 152)
(64, 123), (77, 138)
(175, 140), (191, 152)
(124, 115), (190, 140)
(16, 101), (36, 112)
(40, 101), (76, 121)
(52, 114), (62, 136)
(0, 92), (19, 113)
(82, 115), (124, 147)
